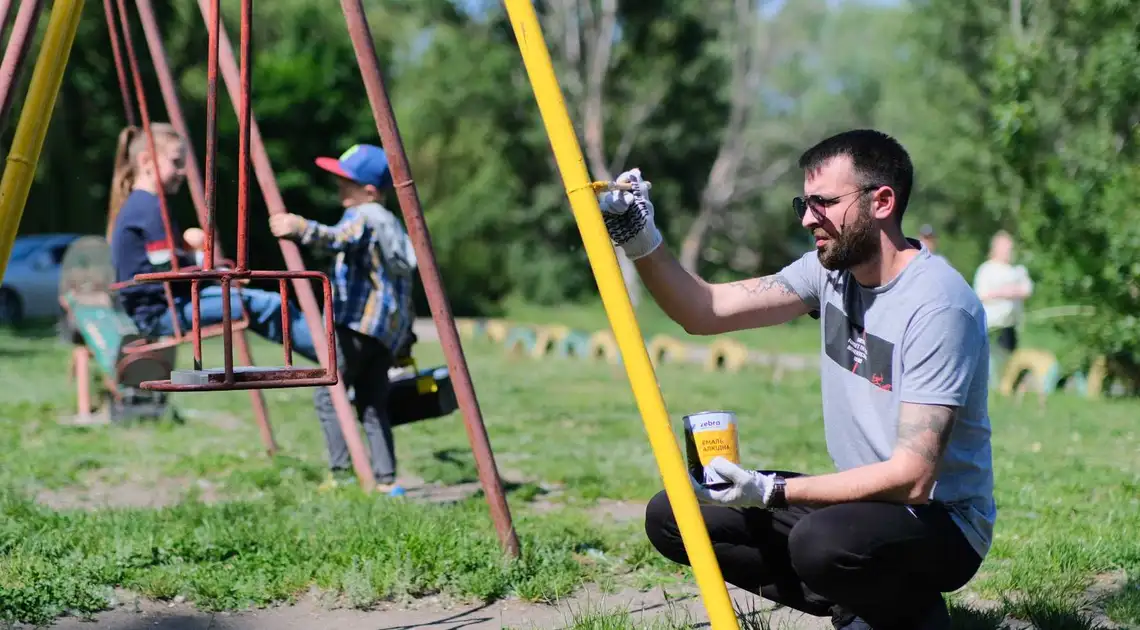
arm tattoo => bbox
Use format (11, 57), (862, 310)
(896, 404), (957, 465)
(731, 274), (797, 296)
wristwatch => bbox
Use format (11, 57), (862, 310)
(768, 475), (788, 509)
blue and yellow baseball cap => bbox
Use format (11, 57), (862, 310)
(315, 144), (392, 189)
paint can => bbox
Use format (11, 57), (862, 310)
(683, 410), (739, 489)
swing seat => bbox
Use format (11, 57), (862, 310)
(147, 365), (335, 391)
(133, 268), (340, 392)
(57, 237), (177, 420)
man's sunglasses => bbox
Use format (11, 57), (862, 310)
(793, 186), (881, 221)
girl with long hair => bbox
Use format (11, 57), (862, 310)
(106, 123), (317, 363)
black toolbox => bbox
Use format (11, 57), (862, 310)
(387, 361), (458, 427)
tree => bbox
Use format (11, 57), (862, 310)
(682, 0), (917, 277)
(7, 0), (946, 317)
(986, 0), (1140, 362)
(677, 0), (795, 274)
(537, 0), (699, 306)
(910, 0), (1140, 369)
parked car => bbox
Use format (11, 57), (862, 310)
(1, 233), (84, 325)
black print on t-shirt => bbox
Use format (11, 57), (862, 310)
(824, 302), (895, 391)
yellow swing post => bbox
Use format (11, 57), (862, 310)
(499, 2), (740, 629)
(0, 0), (86, 280)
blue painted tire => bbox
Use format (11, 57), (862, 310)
(504, 327), (537, 355)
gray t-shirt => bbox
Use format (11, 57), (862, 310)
(779, 243), (997, 559)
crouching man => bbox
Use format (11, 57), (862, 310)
(597, 130), (996, 630)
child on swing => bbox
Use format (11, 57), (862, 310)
(108, 126), (417, 495)
(270, 143), (418, 497)
(107, 123), (321, 364)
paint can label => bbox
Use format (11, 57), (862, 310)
(683, 410), (739, 488)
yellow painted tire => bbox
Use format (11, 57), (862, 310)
(647, 335), (687, 366)
(587, 330), (621, 364)
(998, 348), (1061, 396)
(705, 339), (749, 373)
(483, 319), (510, 343)
(454, 318), (477, 339)
(1085, 355), (1109, 399)
(532, 325), (572, 359)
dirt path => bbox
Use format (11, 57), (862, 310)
(26, 585), (831, 630)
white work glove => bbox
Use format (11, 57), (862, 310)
(690, 457), (778, 508)
(598, 168), (662, 260)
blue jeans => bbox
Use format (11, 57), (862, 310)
(148, 284), (319, 364)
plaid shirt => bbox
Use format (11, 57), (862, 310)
(299, 202), (417, 353)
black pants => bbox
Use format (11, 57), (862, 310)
(314, 325), (397, 484)
(993, 326), (1018, 353)
(644, 472), (983, 629)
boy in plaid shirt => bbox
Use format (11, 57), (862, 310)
(270, 143), (417, 496)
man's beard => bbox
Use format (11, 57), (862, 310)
(816, 199), (879, 271)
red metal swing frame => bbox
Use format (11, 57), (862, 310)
(101, 0), (250, 365)
(0, 0), (523, 558)
(106, 0), (337, 391)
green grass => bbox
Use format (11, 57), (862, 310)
(0, 488), (629, 623)
(1104, 577), (1140, 626)
(0, 311), (1138, 628)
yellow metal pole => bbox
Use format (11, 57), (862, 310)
(499, 2), (740, 629)
(0, 0), (85, 280)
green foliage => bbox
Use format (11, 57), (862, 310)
(10, 0), (1140, 361)
(9, 0), (925, 315)
(987, 2), (1140, 358)
(907, 0), (1140, 364)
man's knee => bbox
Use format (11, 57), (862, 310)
(787, 509), (855, 594)
(787, 508), (876, 601)
(644, 490), (689, 566)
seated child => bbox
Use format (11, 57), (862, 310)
(107, 123), (322, 363)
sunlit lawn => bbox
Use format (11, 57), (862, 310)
(0, 314), (1136, 628)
